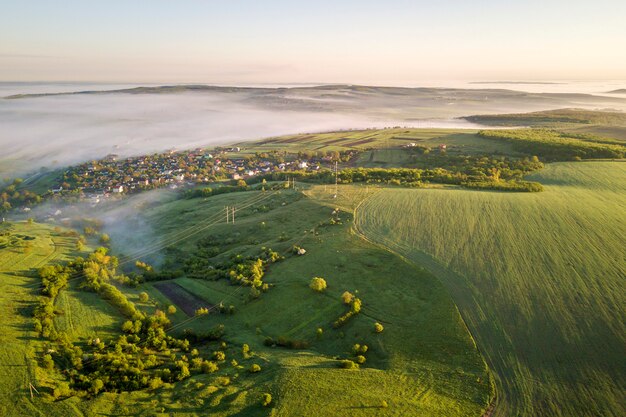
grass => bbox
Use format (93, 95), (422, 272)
(354, 161), (626, 417)
(230, 128), (478, 156)
(0, 185), (494, 416)
(54, 282), (124, 341)
(105, 186), (493, 416)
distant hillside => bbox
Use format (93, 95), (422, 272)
(607, 89), (626, 94)
(464, 108), (626, 127)
(6, 84), (626, 105)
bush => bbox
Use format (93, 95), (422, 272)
(341, 291), (354, 304)
(138, 292), (149, 303)
(338, 359), (359, 369)
(167, 305), (177, 315)
(52, 382), (72, 399)
(374, 322), (384, 333)
(309, 277), (327, 292)
(249, 364), (262, 373)
(355, 355), (366, 364)
(262, 392), (272, 407)
(201, 360), (219, 373)
(42, 353), (54, 370)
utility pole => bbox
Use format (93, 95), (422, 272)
(231, 206), (235, 224)
(225, 206), (230, 223)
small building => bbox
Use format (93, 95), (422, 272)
(439, 144), (447, 150)
(298, 161), (308, 169)
(111, 185), (124, 193)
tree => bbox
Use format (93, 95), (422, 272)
(249, 363), (261, 373)
(177, 364), (190, 381)
(138, 292), (149, 303)
(309, 277), (327, 292)
(42, 354), (54, 369)
(53, 382), (71, 399)
(99, 233), (110, 244)
(355, 355), (366, 364)
(201, 360), (219, 373)
(90, 378), (104, 395)
(341, 291), (354, 304)
(167, 305), (177, 315)
(262, 392), (272, 406)
(374, 322), (384, 333)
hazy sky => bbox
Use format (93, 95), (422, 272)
(1, 0), (625, 84)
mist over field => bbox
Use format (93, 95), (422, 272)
(1, 82), (625, 178)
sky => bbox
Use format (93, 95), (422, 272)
(1, 0), (625, 85)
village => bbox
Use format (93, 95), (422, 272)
(55, 146), (356, 204)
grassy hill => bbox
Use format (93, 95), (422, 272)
(354, 161), (626, 417)
(0, 186), (494, 416)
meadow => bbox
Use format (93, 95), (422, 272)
(0, 185), (494, 416)
(354, 161), (626, 417)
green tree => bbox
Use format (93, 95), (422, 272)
(374, 322), (384, 333)
(309, 277), (327, 292)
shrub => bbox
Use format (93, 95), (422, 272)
(309, 277), (327, 292)
(374, 322), (384, 333)
(195, 307), (209, 316)
(352, 344), (368, 354)
(262, 393), (272, 407)
(355, 355), (366, 364)
(249, 364), (262, 373)
(201, 360), (219, 373)
(215, 376), (230, 386)
(42, 354), (54, 370)
(338, 359), (359, 369)
(167, 305), (177, 315)
(341, 291), (354, 304)
(138, 292), (149, 303)
(148, 377), (164, 390)
(213, 351), (226, 361)
(52, 382), (71, 399)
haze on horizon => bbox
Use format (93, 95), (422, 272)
(1, 0), (625, 85)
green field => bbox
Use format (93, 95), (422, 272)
(354, 161), (626, 417)
(231, 128), (478, 156)
(0, 185), (494, 416)
(110, 186), (494, 416)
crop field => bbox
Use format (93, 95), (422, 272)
(153, 281), (214, 316)
(354, 161), (626, 417)
(230, 128), (478, 155)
